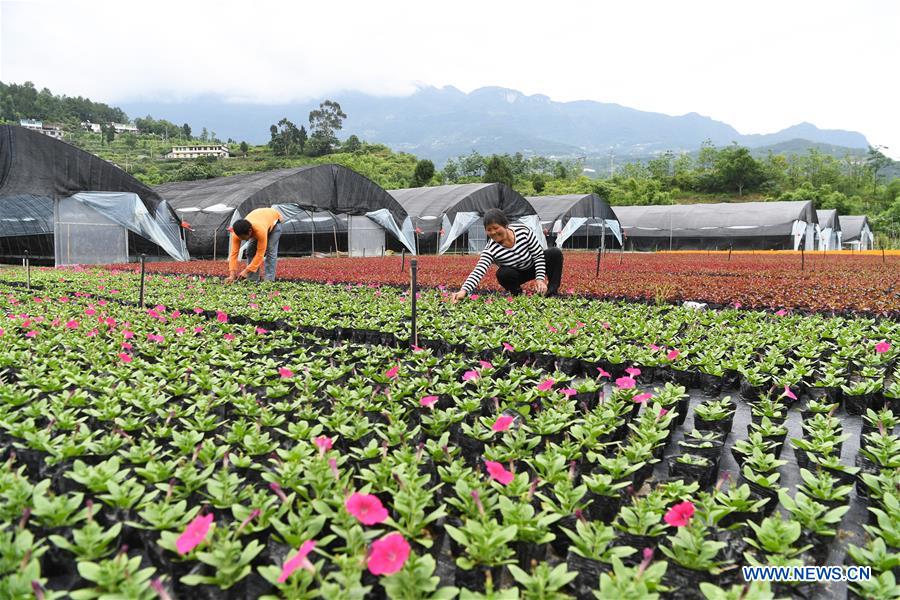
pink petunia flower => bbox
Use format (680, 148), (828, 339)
(667, 350), (680, 361)
(484, 460), (514, 485)
(781, 385), (797, 401)
(462, 370), (479, 382)
(278, 540), (317, 582)
(492, 415), (514, 432)
(419, 395), (438, 408)
(597, 368), (611, 379)
(602, 322), (610, 329)
(313, 436), (333, 454)
(775, 309), (788, 317)
(121, 342), (132, 350)
(279, 367), (294, 379)
(633, 393), (652, 403)
(537, 378), (555, 392)
(875, 341), (891, 354)
(122, 330), (134, 339)
(649, 343), (660, 351)
(502, 342), (515, 352)
(548, 325), (558, 333)
(505, 309), (514, 316)
(561, 388), (577, 397)
(385, 365), (399, 379)
(615, 376), (636, 389)
(733, 302), (742, 309)
(65, 320), (79, 329)
(345, 493), (389, 525)
(216, 311), (228, 323)
(367, 533), (410, 576)
(176, 513), (214, 554)
(118, 353), (132, 363)
(664, 501), (695, 527)
(223, 333), (235, 341)
(625, 367), (641, 378)
(479, 360), (494, 370)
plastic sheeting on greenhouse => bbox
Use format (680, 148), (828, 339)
(840, 215), (874, 250)
(526, 194), (622, 248)
(0, 125), (188, 263)
(388, 183), (544, 254)
(612, 200), (819, 251)
(815, 209), (842, 251)
(155, 164), (416, 256)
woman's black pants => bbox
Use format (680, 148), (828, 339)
(496, 247), (563, 296)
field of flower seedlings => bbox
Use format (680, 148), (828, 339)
(0, 266), (898, 599)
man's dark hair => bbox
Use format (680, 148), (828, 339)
(232, 219), (251, 236)
(483, 208), (509, 228)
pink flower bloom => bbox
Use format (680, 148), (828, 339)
(216, 311), (228, 323)
(25, 330), (37, 338)
(602, 322), (610, 329)
(313, 436), (333, 454)
(625, 367), (641, 377)
(176, 513), (214, 554)
(118, 353), (132, 363)
(615, 376), (636, 389)
(385, 365), (399, 379)
(121, 342), (132, 350)
(537, 378), (555, 392)
(733, 302), (742, 309)
(633, 393), (652, 403)
(122, 330), (134, 339)
(470, 294), (479, 300)
(492, 415), (514, 432)
(561, 388), (577, 397)
(568, 328), (578, 335)
(782, 385), (797, 401)
(876, 341), (891, 354)
(279, 367), (294, 379)
(86, 328), (98, 337)
(462, 370), (479, 382)
(649, 343), (660, 351)
(193, 326), (203, 334)
(0, 328), (4, 337)
(345, 493), (389, 525)
(775, 309), (788, 317)
(175, 327), (186, 335)
(65, 320), (79, 329)
(193, 307), (204, 314)
(484, 460), (514, 485)
(171, 310), (181, 319)
(659, 408), (669, 418)
(419, 395), (438, 408)
(664, 501), (695, 527)
(505, 309), (514, 315)
(147, 333), (164, 343)
(411, 345), (424, 352)
(502, 342), (515, 352)
(282, 305), (292, 312)
(255, 327), (268, 335)
(548, 325), (558, 333)
(667, 350), (680, 361)
(367, 533), (410, 576)
(84, 308), (96, 316)
(479, 360), (494, 370)
(278, 540), (316, 582)
(597, 368), (611, 379)
(223, 333), (235, 341)
(249, 303), (259, 309)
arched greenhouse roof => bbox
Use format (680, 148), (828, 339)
(839, 215), (870, 242)
(526, 193), (619, 227)
(388, 183), (536, 233)
(613, 200), (818, 238)
(155, 164), (413, 255)
(816, 209), (840, 231)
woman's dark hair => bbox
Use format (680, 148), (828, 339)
(232, 219), (251, 236)
(483, 208), (509, 228)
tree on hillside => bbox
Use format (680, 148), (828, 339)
(307, 100), (347, 156)
(531, 174), (546, 193)
(483, 155), (515, 187)
(412, 159), (435, 187)
(239, 141), (249, 157)
(866, 145), (892, 193)
(343, 134), (362, 153)
(298, 125), (308, 154)
(182, 123), (191, 138)
(269, 118), (303, 156)
(200, 127), (208, 142)
(715, 144), (765, 195)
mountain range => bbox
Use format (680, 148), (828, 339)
(119, 85), (870, 164)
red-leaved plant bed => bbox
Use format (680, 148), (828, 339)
(108, 252), (900, 316)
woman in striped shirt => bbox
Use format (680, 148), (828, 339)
(450, 208), (564, 303)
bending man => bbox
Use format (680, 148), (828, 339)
(450, 208), (563, 303)
(225, 207), (284, 284)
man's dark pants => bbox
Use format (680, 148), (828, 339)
(496, 247), (563, 296)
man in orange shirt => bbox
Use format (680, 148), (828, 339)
(225, 207), (284, 283)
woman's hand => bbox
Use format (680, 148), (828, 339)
(535, 280), (548, 295)
(449, 290), (467, 304)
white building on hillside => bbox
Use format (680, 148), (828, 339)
(19, 119), (64, 139)
(166, 144), (231, 159)
(112, 122), (138, 134)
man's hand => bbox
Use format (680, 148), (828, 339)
(238, 269), (250, 280)
(449, 290), (467, 304)
(224, 273), (236, 285)
(535, 280), (548, 296)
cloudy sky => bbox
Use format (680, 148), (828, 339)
(2, 0), (898, 157)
